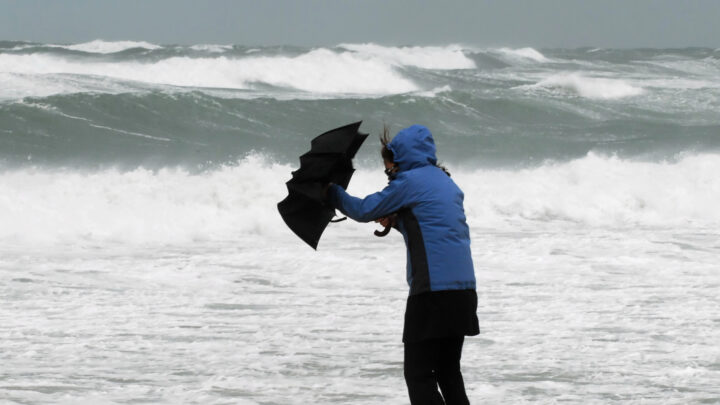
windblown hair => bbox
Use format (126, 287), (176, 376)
(380, 125), (451, 177)
(380, 125), (394, 163)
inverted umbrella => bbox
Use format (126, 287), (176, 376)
(277, 121), (368, 249)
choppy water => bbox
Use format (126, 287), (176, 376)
(2, 41), (720, 168)
(1, 40), (720, 404)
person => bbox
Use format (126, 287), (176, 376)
(326, 124), (479, 405)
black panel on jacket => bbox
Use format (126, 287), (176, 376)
(398, 208), (431, 296)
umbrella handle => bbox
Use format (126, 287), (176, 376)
(330, 216), (347, 223)
(374, 225), (392, 237)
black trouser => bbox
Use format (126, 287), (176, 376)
(404, 336), (469, 405)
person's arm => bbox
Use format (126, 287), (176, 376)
(328, 177), (408, 223)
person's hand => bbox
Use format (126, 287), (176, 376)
(374, 214), (396, 237)
(375, 216), (394, 228)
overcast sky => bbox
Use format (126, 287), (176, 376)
(1, 0), (719, 48)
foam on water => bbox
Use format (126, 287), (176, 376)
(340, 43), (477, 70)
(189, 44), (234, 53)
(456, 152), (720, 228)
(0, 72), (80, 101)
(495, 47), (550, 63)
(0, 71), (145, 101)
(0, 49), (418, 96)
(2, 153), (718, 249)
(0, 155), (291, 247)
(2, 154), (719, 404)
(642, 77), (720, 90)
(2, 42), (719, 404)
(529, 73), (644, 99)
(2, 43), (719, 107)
(645, 56), (720, 77)
(61, 40), (162, 54)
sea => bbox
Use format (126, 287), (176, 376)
(1, 40), (719, 404)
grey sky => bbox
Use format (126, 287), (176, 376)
(1, 0), (719, 48)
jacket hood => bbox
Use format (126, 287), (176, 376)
(387, 125), (437, 172)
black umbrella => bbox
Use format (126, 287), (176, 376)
(277, 121), (368, 249)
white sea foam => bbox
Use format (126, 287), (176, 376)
(495, 47), (550, 63)
(0, 155), (291, 247)
(2, 153), (718, 248)
(414, 85), (453, 97)
(642, 77), (720, 90)
(189, 44), (234, 53)
(0, 71), (143, 101)
(455, 152), (720, 229)
(645, 58), (720, 77)
(0, 72), (76, 100)
(70, 40), (161, 53)
(234, 48), (418, 94)
(0, 49), (417, 96)
(340, 43), (476, 70)
(8, 44), (35, 51)
(8, 40), (161, 53)
(2, 153), (719, 405)
(530, 73), (644, 99)
(62, 40), (162, 53)
(3, 44), (718, 103)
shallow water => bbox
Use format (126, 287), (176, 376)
(2, 225), (718, 404)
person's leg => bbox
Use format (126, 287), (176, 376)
(434, 336), (469, 405)
(404, 340), (445, 405)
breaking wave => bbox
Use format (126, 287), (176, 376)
(0, 50), (417, 95)
(61, 40), (162, 53)
(1, 153), (718, 247)
(339, 43), (477, 69)
(2, 42), (719, 173)
(495, 47), (550, 63)
(529, 73), (644, 99)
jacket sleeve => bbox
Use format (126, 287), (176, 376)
(328, 178), (410, 223)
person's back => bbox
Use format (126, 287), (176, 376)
(328, 124), (478, 405)
(391, 162), (475, 296)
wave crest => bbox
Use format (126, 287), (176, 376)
(455, 153), (719, 228)
(63, 40), (162, 53)
(530, 73), (644, 99)
(496, 47), (550, 63)
(0, 46), (422, 96)
(340, 43), (476, 70)
(2, 153), (718, 247)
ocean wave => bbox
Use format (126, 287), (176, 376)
(0, 155), (291, 246)
(3, 44), (719, 103)
(0, 71), (145, 101)
(0, 48), (418, 96)
(495, 47), (550, 63)
(339, 43), (476, 70)
(642, 77), (720, 90)
(189, 44), (234, 53)
(528, 73), (644, 99)
(1, 152), (718, 247)
(61, 40), (162, 53)
(456, 152), (720, 229)
(644, 57), (720, 77)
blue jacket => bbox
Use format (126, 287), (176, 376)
(329, 125), (476, 295)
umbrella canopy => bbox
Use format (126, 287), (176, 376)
(277, 121), (368, 249)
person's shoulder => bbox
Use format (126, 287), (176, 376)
(397, 166), (451, 189)
(407, 165), (448, 179)
(394, 168), (423, 182)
